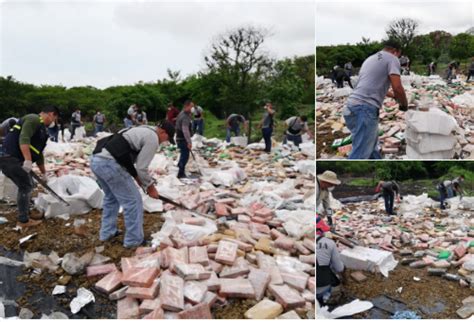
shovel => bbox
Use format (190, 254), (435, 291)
(31, 172), (70, 206)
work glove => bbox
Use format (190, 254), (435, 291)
(22, 160), (33, 173)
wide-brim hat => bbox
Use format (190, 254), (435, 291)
(317, 170), (341, 185)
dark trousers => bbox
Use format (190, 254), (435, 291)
(284, 134), (303, 147)
(336, 79), (344, 88)
(177, 140), (190, 176)
(468, 70), (474, 82)
(262, 127), (273, 152)
(383, 191), (394, 215)
(193, 119), (204, 136)
(439, 187), (447, 209)
(0, 156), (33, 223)
(71, 123), (80, 139)
(48, 127), (59, 142)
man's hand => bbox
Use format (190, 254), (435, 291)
(147, 185), (159, 199)
(22, 160), (32, 173)
(187, 143), (192, 149)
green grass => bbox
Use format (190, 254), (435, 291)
(347, 178), (377, 187)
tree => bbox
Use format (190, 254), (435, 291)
(386, 18), (419, 52)
(204, 26), (273, 117)
(449, 33), (474, 60)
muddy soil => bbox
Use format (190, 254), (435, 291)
(316, 110), (344, 159)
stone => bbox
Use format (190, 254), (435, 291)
(95, 270), (123, 294)
(175, 263), (211, 280)
(244, 299), (283, 319)
(277, 310), (301, 319)
(219, 278), (256, 298)
(109, 286), (129, 301)
(139, 298), (161, 315)
(189, 246), (209, 266)
(86, 263), (117, 277)
(160, 274), (184, 312)
(19, 308), (34, 319)
(215, 240), (238, 265)
(184, 281), (208, 304)
(269, 284), (305, 310)
(117, 297), (139, 319)
(177, 303), (212, 319)
(281, 271), (309, 291)
(143, 307), (164, 319)
(350, 271), (367, 283)
(126, 280), (160, 300)
(248, 269), (271, 301)
(121, 267), (159, 288)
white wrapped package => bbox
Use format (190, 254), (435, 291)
(405, 109), (458, 136)
(295, 160), (316, 176)
(451, 92), (474, 108)
(299, 142), (315, 158)
(230, 136), (248, 147)
(405, 128), (456, 154)
(333, 87), (352, 98)
(209, 167), (246, 187)
(406, 144), (455, 160)
(275, 209), (314, 239)
(340, 246), (398, 277)
(70, 287), (95, 314)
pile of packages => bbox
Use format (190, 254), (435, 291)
(1, 132), (316, 319)
(329, 194), (474, 294)
(316, 74), (474, 159)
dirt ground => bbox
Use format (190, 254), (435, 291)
(340, 262), (472, 319)
(316, 110), (344, 159)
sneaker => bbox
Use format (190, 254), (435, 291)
(17, 219), (42, 229)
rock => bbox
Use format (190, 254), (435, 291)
(19, 308), (34, 319)
(61, 253), (86, 275)
(49, 311), (69, 319)
(244, 299), (283, 319)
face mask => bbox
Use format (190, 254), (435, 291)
(327, 186), (335, 192)
(49, 122), (56, 128)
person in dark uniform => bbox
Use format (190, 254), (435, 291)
(376, 180), (400, 215)
(0, 106), (59, 228)
(332, 66), (353, 89)
(316, 215), (345, 306)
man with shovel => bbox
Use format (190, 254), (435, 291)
(0, 106), (59, 228)
(91, 122), (173, 248)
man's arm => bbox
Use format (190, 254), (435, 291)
(389, 74), (408, 109)
(330, 242), (345, 273)
(182, 118), (192, 148)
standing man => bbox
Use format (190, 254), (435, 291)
(316, 215), (345, 306)
(91, 123), (172, 248)
(127, 104), (138, 125)
(344, 61), (353, 77)
(166, 103), (180, 126)
(191, 104), (204, 136)
(316, 170), (341, 227)
(260, 102), (275, 153)
(93, 111), (106, 136)
(225, 114), (247, 143)
(284, 115), (308, 147)
(134, 107), (148, 125)
(70, 108), (82, 140)
(175, 100), (194, 179)
(0, 106), (59, 228)
(376, 180), (400, 215)
(343, 39), (408, 159)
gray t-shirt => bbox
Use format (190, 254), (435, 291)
(347, 50), (401, 109)
(285, 116), (308, 135)
(316, 236), (344, 295)
(262, 111), (274, 129)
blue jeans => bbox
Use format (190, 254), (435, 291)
(284, 133), (303, 147)
(193, 119), (204, 136)
(177, 140), (190, 177)
(344, 104), (381, 159)
(94, 123), (104, 135)
(383, 191), (394, 215)
(262, 127), (273, 152)
(90, 155), (144, 247)
(226, 125), (240, 143)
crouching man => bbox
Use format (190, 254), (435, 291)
(91, 122), (173, 248)
(316, 215), (345, 306)
(0, 106), (59, 228)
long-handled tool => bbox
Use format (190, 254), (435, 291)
(190, 150), (203, 177)
(158, 194), (213, 219)
(31, 172), (70, 206)
(331, 230), (360, 248)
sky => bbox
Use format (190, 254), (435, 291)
(0, 0), (315, 88)
(316, 0), (473, 46)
